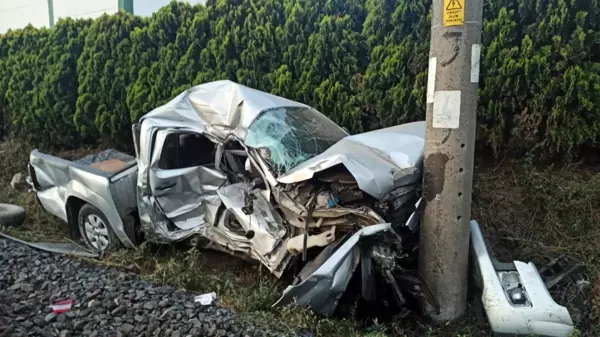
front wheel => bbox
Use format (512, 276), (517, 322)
(78, 204), (119, 252)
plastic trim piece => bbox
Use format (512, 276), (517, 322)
(470, 220), (575, 337)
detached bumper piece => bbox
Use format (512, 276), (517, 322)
(470, 220), (575, 337)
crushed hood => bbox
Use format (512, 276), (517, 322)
(277, 121), (425, 199)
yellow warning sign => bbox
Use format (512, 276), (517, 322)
(443, 0), (464, 26)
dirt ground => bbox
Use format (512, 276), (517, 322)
(1, 139), (598, 336)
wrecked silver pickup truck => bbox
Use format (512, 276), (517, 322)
(29, 80), (425, 311)
(27, 81), (576, 335)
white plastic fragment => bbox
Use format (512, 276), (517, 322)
(10, 173), (22, 189)
(577, 279), (591, 289)
(470, 220), (575, 336)
(194, 292), (218, 306)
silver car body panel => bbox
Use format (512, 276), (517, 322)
(29, 150), (137, 248)
(470, 220), (574, 336)
(277, 122), (426, 199)
(148, 129), (227, 229)
(135, 80), (310, 243)
(216, 183), (286, 256)
(206, 185), (291, 277)
(273, 223), (395, 315)
(0, 232), (100, 258)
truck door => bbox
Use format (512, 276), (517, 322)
(148, 129), (227, 230)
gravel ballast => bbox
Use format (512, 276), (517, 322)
(0, 238), (293, 337)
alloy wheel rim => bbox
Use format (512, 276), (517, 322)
(84, 214), (109, 250)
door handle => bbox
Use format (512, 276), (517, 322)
(155, 182), (176, 191)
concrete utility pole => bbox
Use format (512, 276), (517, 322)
(418, 0), (483, 321)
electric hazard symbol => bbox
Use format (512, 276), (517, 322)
(443, 0), (464, 26)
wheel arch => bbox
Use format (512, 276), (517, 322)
(64, 188), (136, 248)
(66, 196), (86, 240)
(66, 196), (138, 248)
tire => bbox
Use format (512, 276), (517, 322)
(0, 203), (26, 227)
(78, 204), (119, 252)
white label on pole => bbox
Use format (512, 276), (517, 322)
(471, 44), (481, 83)
(433, 90), (461, 129)
(426, 57), (437, 104)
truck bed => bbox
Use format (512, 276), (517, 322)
(73, 149), (136, 174)
(28, 149), (138, 248)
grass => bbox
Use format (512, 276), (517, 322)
(1, 139), (598, 336)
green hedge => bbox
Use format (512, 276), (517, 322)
(0, 0), (598, 157)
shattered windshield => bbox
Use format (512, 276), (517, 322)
(245, 106), (348, 175)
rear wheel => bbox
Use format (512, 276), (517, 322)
(78, 204), (119, 252)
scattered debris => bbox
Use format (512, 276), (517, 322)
(194, 292), (218, 306)
(538, 254), (583, 289)
(10, 173), (23, 189)
(74, 149), (134, 166)
(44, 312), (57, 322)
(50, 299), (74, 314)
(0, 232), (99, 258)
(470, 220), (575, 336)
(576, 279), (591, 289)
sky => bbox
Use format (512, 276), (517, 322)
(134, 0), (207, 17)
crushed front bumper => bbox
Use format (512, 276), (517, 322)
(470, 220), (575, 336)
(273, 223), (395, 315)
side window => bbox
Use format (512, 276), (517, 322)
(158, 133), (215, 170)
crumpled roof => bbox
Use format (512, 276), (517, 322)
(140, 80), (307, 136)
